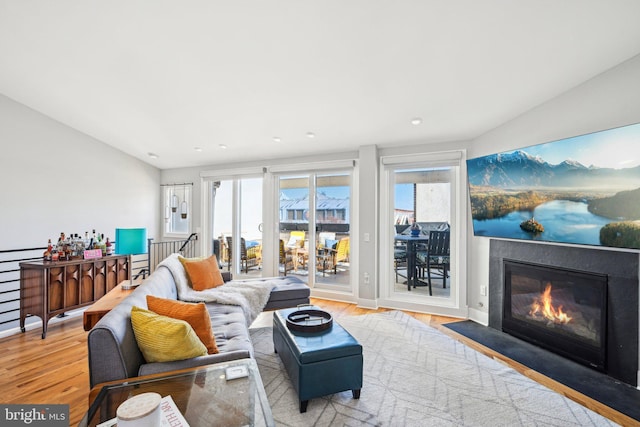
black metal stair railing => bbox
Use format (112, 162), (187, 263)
(146, 233), (198, 274)
(0, 247), (45, 331)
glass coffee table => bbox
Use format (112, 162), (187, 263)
(80, 358), (274, 427)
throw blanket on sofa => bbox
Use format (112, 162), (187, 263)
(158, 254), (275, 326)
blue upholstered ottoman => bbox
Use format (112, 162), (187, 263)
(273, 306), (363, 413)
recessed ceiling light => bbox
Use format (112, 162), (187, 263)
(147, 152), (159, 159)
(411, 118), (423, 125)
(219, 144), (227, 149)
(194, 147), (203, 152)
(273, 136), (281, 143)
(306, 132), (315, 138)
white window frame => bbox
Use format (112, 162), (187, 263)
(162, 183), (193, 239)
(378, 150), (469, 318)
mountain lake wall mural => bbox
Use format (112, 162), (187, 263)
(467, 122), (640, 249)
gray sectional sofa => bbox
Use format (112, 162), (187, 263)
(87, 263), (310, 388)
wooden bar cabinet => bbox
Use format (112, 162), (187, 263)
(20, 255), (130, 338)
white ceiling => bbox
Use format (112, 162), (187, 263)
(2, 1), (640, 170)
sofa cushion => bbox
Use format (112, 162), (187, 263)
(262, 276), (311, 311)
(131, 306), (207, 363)
(178, 254), (225, 290)
(146, 295), (219, 354)
(206, 303), (254, 354)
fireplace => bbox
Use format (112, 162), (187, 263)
(488, 239), (639, 386)
(502, 260), (607, 371)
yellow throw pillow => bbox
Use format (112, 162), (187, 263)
(130, 306), (207, 363)
(146, 295), (219, 354)
(178, 255), (225, 291)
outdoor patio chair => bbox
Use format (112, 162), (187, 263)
(226, 236), (261, 273)
(279, 239), (294, 276)
(317, 237), (349, 276)
(416, 230), (450, 295)
(318, 232), (336, 247)
(394, 243), (407, 282)
(286, 231), (305, 249)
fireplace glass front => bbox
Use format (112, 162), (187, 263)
(503, 259), (608, 371)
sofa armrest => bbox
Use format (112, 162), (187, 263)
(137, 349), (250, 377)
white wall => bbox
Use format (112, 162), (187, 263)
(0, 94), (160, 333)
(466, 53), (640, 324)
(357, 145), (378, 304)
(0, 94), (161, 248)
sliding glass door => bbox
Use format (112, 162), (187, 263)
(277, 172), (352, 289)
(315, 173), (351, 287)
(208, 176), (263, 278)
(278, 175), (309, 278)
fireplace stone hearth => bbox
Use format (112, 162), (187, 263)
(488, 239), (639, 386)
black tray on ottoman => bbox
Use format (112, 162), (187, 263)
(286, 307), (333, 333)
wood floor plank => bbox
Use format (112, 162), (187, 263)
(0, 297), (627, 426)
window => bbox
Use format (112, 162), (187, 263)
(391, 167), (452, 295)
(379, 151), (467, 316)
(162, 184), (192, 237)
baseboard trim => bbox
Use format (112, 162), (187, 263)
(468, 307), (488, 326)
(356, 298), (378, 309)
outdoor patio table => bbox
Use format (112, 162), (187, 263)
(395, 234), (429, 291)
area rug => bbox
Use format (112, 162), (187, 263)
(249, 310), (616, 426)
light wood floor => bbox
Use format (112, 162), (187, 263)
(0, 298), (632, 426)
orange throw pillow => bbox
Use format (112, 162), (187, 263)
(146, 295), (219, 354)
(178, 255), (225, 290)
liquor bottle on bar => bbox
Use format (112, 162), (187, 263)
(56, 233), (66, 260)
(70, 234), (77, 258)
(43, 239), (53, 261)
(99, 233), (106, 256)
(76, 234), (85, 255)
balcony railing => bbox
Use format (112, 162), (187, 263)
(0, 247), (44, 332)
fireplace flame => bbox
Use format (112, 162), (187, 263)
(529, 283), (572, 324)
